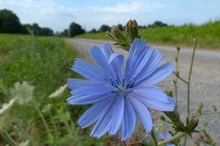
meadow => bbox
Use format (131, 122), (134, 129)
(0, 34), (108, 145)
(77, 20), (220, 50)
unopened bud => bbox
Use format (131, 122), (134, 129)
(125, 20), (139, 42)
(127, 20), (138, 29)
(187, 119), (199, 133)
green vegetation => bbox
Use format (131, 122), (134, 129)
(0, 34), (107, 145)
(77, 21), (220, 49)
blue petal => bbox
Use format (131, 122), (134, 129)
(121, 100), (136, 141)
(129, 49), (153, 80)
(71, 85), (110, 96)
(108, 54), (124, 79)
(158, 133), (165, 140)
(72, 58), (107, 82)
(165, 133), (172, 139)
(133, 86), (171, 103)
(99, 43), (114, 58)
(89, 46), (115, 78)
(67, 94), (111, 105)
(125, 40), (149, 78)
(90, 99), (117, 138)
(78, 96), (115, 128)
(134, 49), (164, 84)
(137, 61), (174, 86)
(67, 78), (102, 89)
(108, 96), (124, 135)
(134, 94), (176, 111)
(130, 97), (152, 132)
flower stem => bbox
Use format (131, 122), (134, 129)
(174, 47), (180, 99)
(174, 47), (180, 112)
(31, 100), (52, 136)
(190, 111), (220, 118)
(173, 72), (188, 84)
(187, 38), (197, 118)
(158, 132), (186, 146)
(150, 129), (158, 146)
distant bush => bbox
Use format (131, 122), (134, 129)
(69, 22), (85, 37)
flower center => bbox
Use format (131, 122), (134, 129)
(110, 77), (134, 98)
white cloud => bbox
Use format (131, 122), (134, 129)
(0, 0), (77, 31)
(74, 0), (166, 30)
(0, 0), (166, 31)
(91, 0), (164, 14)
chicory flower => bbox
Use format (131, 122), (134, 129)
(67, 39), (176, 140)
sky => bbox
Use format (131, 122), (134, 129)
(0, 0), (220, 32)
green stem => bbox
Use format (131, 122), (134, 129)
(173, 72), (188, 84)
(2, 130), (17, 146)
(150, 129), (158, 146)
(63, 103), (75, 143)
(174, 47), (180, 112)
(175, 48), (180, 99)
(16, 124), (31, 143)
(31, 100), (52, 136)
(49, 111), (58, 134)
(187, 38), (197, 118)
(158, 132), (186, 146)
(190, 111), (220, 118)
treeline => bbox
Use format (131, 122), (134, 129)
(0, 8), (170, 37)
(0, 9), (53, 36)
(73, 21), (169, 34)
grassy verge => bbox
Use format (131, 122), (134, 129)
(76, 21), (220, 50)
(0, 34), (106, 145)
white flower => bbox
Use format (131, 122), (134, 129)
(41, 104), (52, 113)
(11, 81), (35, 105)
(0, 99), (15, 115)
(49, 84), (66, 98)
(18, 140), (30, 146)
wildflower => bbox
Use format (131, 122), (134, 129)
(158, 132), (174, 146)
(42, 104), (52, 113)
(11, 81), (34, 105)
(18, 140), (30, 146)
(49, 84), (67, 98)
(0, 99), (15, 115)
(67, 39), (176, 140)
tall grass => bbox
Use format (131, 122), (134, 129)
(77, 21), (220, 49)
(0, 34), (107, 145)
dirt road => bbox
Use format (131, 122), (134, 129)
(66, 38), (220, 144)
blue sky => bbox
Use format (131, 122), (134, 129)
(0, 0), (220, 32)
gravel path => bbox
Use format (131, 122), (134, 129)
(66, 38), (220, 145)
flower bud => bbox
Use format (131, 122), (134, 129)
(125, 20), (139, 42)
(187, 119), (199, 134)
(106, 26), (130, 51)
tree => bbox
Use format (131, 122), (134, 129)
(117, 24), (124, 31)
(23, 23), (54, 36)
(60, 29), (69, 36)
(99, 24), (111, 32)
(148, 21), (168, 27)
(89, 28), (97, 33)
(0, 9), (25, 34)
(39, 27), (53, 36)
(69, 22), (85, 37)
